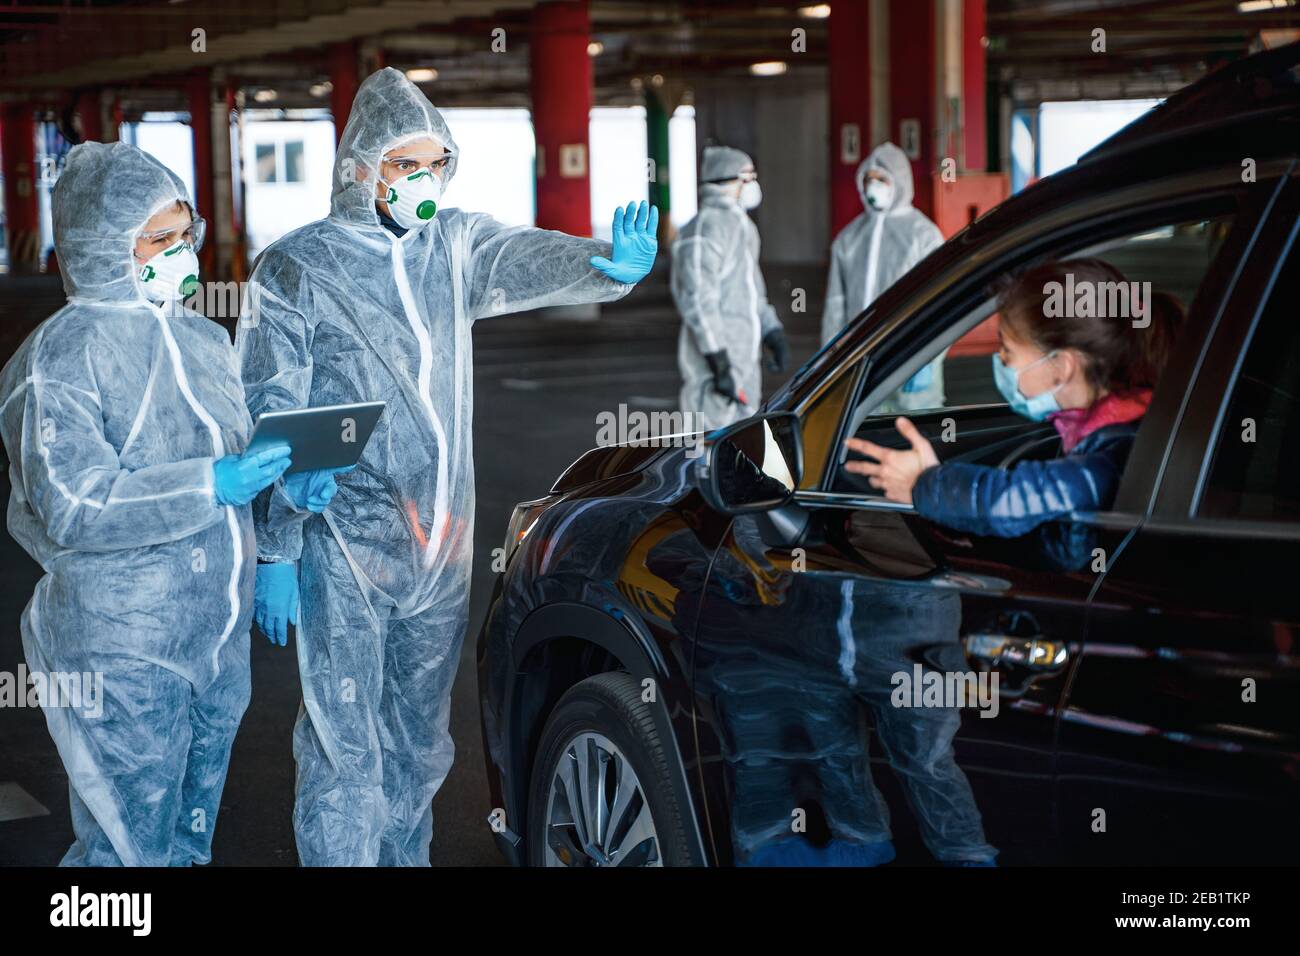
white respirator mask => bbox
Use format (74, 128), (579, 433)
(380, 168), (443, 231)
(137, 240), (201, 302)
(865, 179), (895, 212)
(739, 179), (762, 210)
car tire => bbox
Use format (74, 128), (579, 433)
(527, 671), (695, 867)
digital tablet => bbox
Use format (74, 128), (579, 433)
(246, 401), (386, 475)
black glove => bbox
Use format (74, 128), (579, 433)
(762, 328), (789, 374)
(704, 350), (740, 403)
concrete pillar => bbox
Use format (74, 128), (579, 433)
(329, 41), (360, 145)
(188, 70), (217, 278)
(828, 0), (872, 236)
(1, 104), (41, 274)
(529, 0), (592, 236)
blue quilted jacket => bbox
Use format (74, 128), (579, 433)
(912, 420), (1141, 538)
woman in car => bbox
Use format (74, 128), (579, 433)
(845, 258), (1184, 536)
(826, 258), (1182, 869)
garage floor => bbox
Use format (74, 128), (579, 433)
(0, 266), (825, 865)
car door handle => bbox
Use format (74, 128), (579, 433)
(964, 633), (1069, 672)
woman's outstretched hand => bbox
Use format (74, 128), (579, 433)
(843, 417), (939, 505)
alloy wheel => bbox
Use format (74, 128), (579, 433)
(542, 731), (662, 867)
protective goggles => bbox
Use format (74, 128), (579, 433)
(380, 151), (454, 175)
(702, 169), (758, 185)
(138, 216), (206, 252)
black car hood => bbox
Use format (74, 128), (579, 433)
(550, 440), (684, 494)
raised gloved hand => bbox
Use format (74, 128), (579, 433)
(763, 328), (789, 374)
(704, 350), (744, 405)
(255, 561), (299, 646)
(590, 200), (659, 284)
(283, 465), (353, 513)
(212, 444), (291, 507)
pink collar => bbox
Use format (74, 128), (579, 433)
(1050, 389), (1152, 453)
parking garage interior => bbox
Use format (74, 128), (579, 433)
(1, 0), (1298, 873)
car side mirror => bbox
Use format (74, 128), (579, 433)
(696, 411), (803, 515)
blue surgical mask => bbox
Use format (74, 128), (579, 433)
(992, 352), (1062, 421)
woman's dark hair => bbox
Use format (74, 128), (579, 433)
(995, 257), (1184, 393)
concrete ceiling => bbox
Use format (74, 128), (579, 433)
(2, 0), (1297, 114)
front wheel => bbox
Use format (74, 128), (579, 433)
(527, 672), (694, 867)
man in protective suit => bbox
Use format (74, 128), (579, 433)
(821, 142), (946, 412)
(672, 145), (788, 433)
(237, 68), (657, 866)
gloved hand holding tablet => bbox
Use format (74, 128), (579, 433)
(246, 401), (385, 475)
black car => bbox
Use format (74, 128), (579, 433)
(477, 42), (1300, 867)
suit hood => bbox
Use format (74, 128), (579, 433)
(856, 142), (914, 214)
(53, 141), (191, 304)
(331, 67), (460, 229)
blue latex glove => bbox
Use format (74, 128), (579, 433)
(283, 465), (353, 513)
(255, 561), (298, 646)
(590, 200), (659, 284)
(213, 444), (291, 507)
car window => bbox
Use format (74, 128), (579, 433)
(796, 360), (859, 490)
(855, 215), (1234, 422)
(1198, 238), (1300, 523)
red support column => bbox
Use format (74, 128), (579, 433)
(329, 41), (360, 145)
(188, 70), (217, 278)
(227, 79), (248, 283)
(942, 0), (1006, 357)
(75, 90), (103, 143)
(962, 0), (987, 171)
(109, 97), (124, 142)
(888, 0), (937, 219)
(1, 104), (41, 274)
(529, 0), (592, 236)
(828, 0), (872, 238)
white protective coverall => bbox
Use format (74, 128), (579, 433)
(0, 141), (254, 866)
(821, 143), (947, 412)
(236, 68), (632, 866)
(671, 146), (783, 432)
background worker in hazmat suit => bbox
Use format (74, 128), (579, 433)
(672, 146), (788, 433)
(237, 67), (658, 867)
(821, 142), (946, 413)
(0, 141), (330, 865)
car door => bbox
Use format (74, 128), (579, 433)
(1057, 173), (1300, 864)
(687, 165), (1280, 866)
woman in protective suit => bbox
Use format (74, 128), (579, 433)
(238, 67), (658, 866)
(0, 141), (295, 865)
